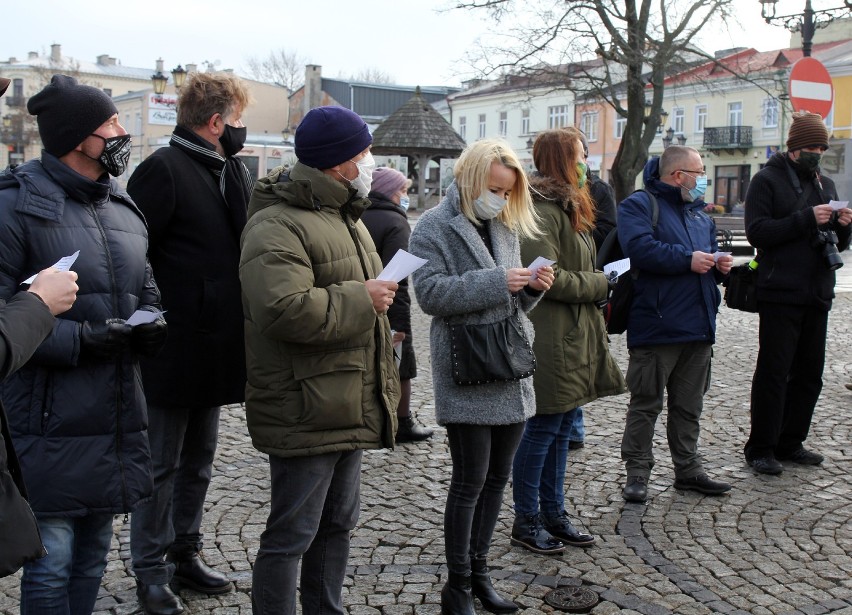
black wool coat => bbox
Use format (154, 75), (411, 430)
(128, 144), (247, 408)
(0, 292), (52, 577)
(361, 193), (412, 334)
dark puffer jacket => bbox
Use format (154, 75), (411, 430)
(0, 153), (156, 516)
(745, 152), (849, 310)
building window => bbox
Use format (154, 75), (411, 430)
(103, 88), (112, 97)
(615, 114), (626, 139)
(499, 111), (508, 137)
(580, 112), (599, 141)
(547, 105), (569, 129)
(695, 105), (707, 133)
(478, 114), (486, 139)
(459, 116), (466, 140)
(673, 108), (685, 134)
(763, 98), (779, 128)
(521, 109), (530, 134)
(728, 101), (743, 126)
(12, 78), (23, 98)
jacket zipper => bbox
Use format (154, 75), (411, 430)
(89, 204), (130, 512)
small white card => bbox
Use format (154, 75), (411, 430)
(526, 257), (556, 280)
(713, 251), (732, 262)
(126, 309), (166, 327)
(377, 249), (427, 283)
(829, 200), (849, 211)
(603, 258), (631, 279)
(22, 250), (80, 285)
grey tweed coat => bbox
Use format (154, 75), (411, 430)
(409, 182), (540, 426)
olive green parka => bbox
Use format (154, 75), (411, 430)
(521, 174), (626, 414)
(239, 163), (400, 457)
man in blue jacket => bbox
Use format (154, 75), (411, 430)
(618, 146), (733, 503)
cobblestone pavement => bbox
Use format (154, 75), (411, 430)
(2, 278), (851, 615)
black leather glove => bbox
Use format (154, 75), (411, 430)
(80, 319), (133, 360)
(132, 312), (168, 357)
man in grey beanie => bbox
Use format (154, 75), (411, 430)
(240, 105), (400, 615)
(0, 74), (165, 615)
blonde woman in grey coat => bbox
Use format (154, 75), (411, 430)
(410, 139), (554, 615)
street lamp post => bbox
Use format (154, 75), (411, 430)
(662, 127), (687, 149)
(759, 0), (852, 57)
(1, 112), (34, 165)
(151, 59), (191, 104)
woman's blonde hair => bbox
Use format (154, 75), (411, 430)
(453, 139), (539, 239)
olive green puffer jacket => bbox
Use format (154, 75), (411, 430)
(239, 163), (399, 457)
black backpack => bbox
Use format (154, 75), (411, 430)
(595, 189), (659, 335)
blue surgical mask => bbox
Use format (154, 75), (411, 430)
(473, 191), (508, 220)
(688, 175), (708, 201)
(399, 196), (410, 211)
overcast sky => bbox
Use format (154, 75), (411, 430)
(4, 0), (797, 88)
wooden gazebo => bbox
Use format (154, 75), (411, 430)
(370, 87), (466, 210)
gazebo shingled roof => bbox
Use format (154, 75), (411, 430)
(370, 86), (466, 158)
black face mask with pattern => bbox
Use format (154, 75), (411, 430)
(89, 134), (132, 177)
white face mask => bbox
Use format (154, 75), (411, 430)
(347, 152), (376, 198)
(399, 195), (410, 211)
(472, 191), (508, 220)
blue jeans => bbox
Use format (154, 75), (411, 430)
(252, 450), (362, 615)
(20, 514), (114, 615)
(568, 407), (585, 443)
(445, 422), (525, 575)
(130, 405), (220, 584)
(512, 409), (577, 518)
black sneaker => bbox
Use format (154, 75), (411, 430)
(777, 448), (824, 466)
(673, 473), (731, 495)
(622, 476), (648, 502)
(748, 456), (783, 475)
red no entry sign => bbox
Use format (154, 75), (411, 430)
(788, 57), (834, 118)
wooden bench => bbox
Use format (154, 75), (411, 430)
(711, 215), (747, 251)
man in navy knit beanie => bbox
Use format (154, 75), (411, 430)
(240, 106), (400, 615)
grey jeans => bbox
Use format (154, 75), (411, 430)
(621, 342), (712, 479)
(130, 404), (220, 584)
(252, 450), (362, 615)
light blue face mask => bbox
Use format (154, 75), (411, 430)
(687, 175), (708, 201)
(473, 191), (508, 220)
(399, 196), (410, 211)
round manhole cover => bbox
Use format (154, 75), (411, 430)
(543, 587), (599, 613)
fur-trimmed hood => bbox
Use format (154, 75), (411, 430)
(528, 172), (581, 213)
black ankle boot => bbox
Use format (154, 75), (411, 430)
(166, 551), (233, 595)
(441, 572), (476, 615)
(470, 559), (518, 614)
(136, 582), (184, 615)
(395, 415), (434, 443)
(510, 513), (565, 554)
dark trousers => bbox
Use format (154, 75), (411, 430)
(745, 302), (828, 460)
(130, 405), (220, 584)
(252, 450), (362, 615)
(621, 343), (712, 480)
(444, 422), (525, 575)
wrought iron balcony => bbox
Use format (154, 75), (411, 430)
(3, 96), (26, 107)
(703, 126), (753, 151)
